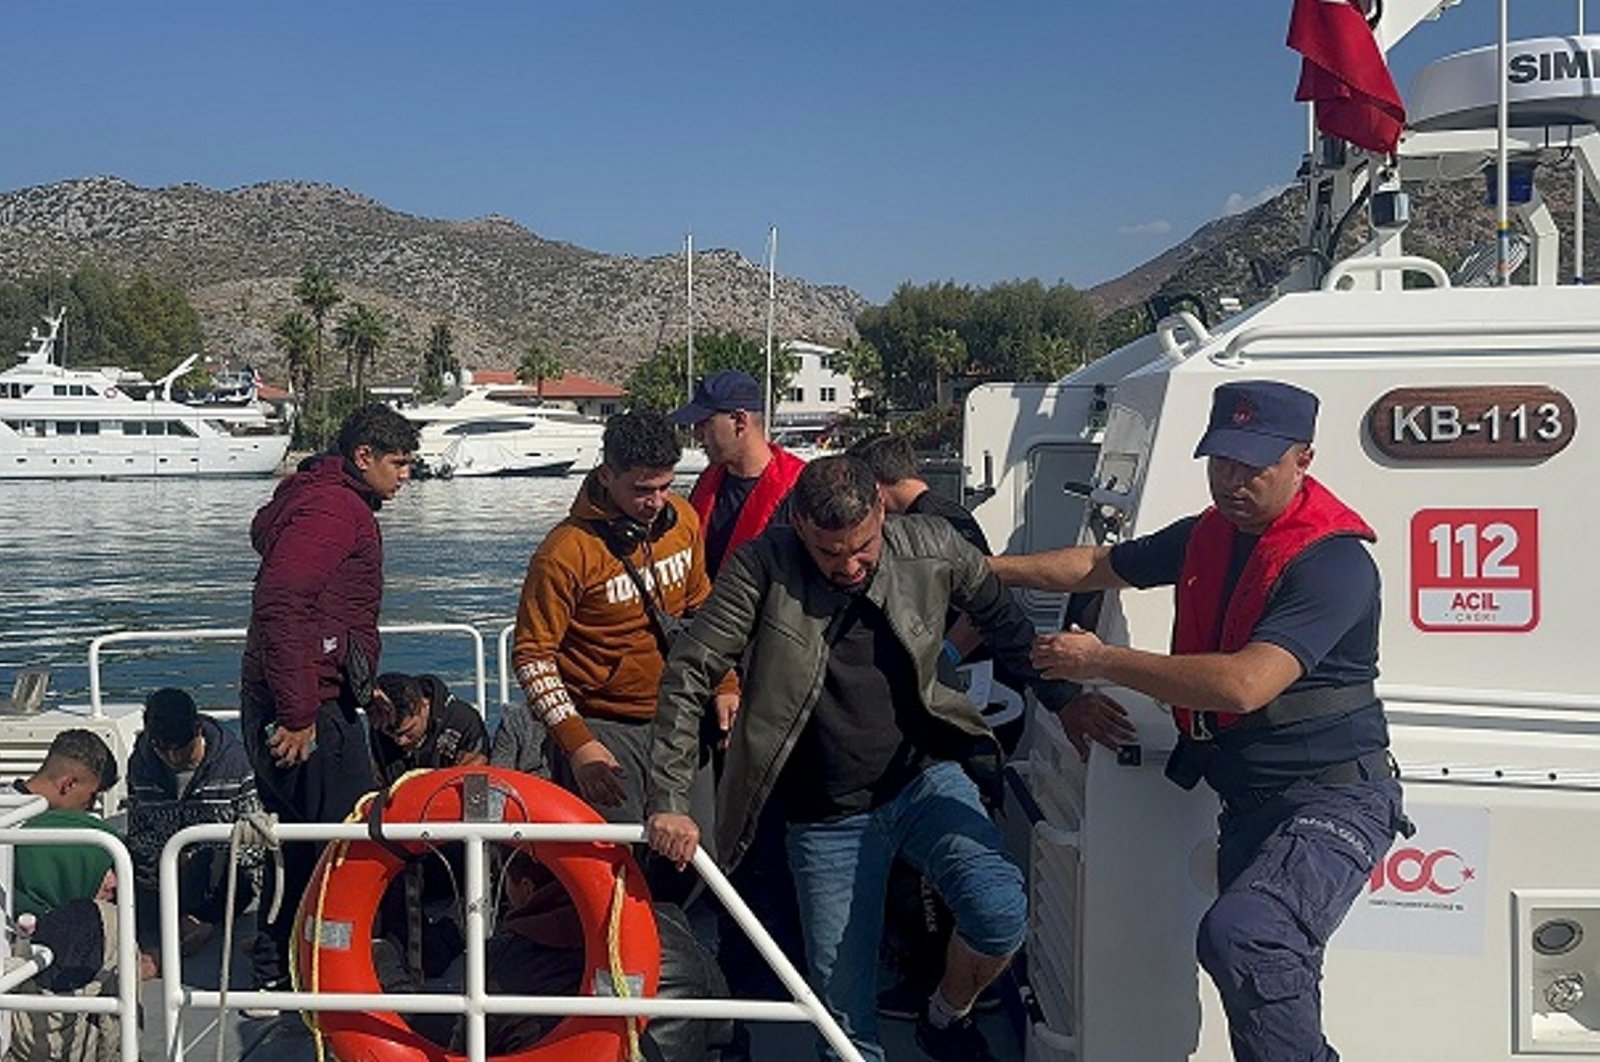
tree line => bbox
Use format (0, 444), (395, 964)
(621, 277), (1100, 446)
(0, 265), (201, 377)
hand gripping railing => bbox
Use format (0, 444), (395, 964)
(87, 622), (489, 718)
(160, 820), (866, 1062)
(0, 795), (140, 1062)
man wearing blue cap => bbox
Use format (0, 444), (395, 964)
(992, 379), (1409, 1062)
(669, 370), (807, 577)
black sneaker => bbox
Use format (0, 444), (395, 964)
(914, 1011), (995, 1061)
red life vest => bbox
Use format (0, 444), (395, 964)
(690, 443), (806, 573)
(1170, 476), (1375, 737)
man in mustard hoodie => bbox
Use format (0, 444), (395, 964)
(511, 410), (729, 873)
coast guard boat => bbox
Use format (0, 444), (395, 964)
(0, 311), (289, 480)
(964, 1), (1600, 1058)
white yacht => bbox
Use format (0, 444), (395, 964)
(405, 386), (602, 478)
(0, 311), (290, 479)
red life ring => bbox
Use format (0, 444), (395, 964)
(292, 766), (661, 1062)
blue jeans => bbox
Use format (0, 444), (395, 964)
(1198, 778), (1403, 1062)
(785, 761), (1026, 1062)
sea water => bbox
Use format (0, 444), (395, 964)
(0, 475), (587, 717)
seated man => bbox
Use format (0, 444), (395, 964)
(10, 729), (121, 921)
(466, 850), (733, 1062)
(126, 687), (264, 974)
(365, 672), (489, 989)
(367, 672), (489, 785)
(7, 729), (130, 1062)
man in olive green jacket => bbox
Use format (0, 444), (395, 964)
(647, 455), (1076, 1062)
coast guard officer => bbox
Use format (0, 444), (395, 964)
(991, 380), (1410, 1061)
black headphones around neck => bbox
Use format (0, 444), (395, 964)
(597, 502), (678, 557)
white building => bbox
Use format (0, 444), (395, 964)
(775, 340), (856, 437)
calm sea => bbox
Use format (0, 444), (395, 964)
(0, 474), (602, 715)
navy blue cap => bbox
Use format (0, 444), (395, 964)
(1194, 380), (1318, 468)
(668, 370), (764, 425)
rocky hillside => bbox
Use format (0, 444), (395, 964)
(0, 177), (866, 384)
(1087, 160), (1598, 337)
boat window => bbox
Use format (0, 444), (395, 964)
(145, 421), (166, 436)
(56, 421), (78, 435)
(80, 421), (100, 435)
(168, 420), (196, 437)
(445, 421), (529, 436)
(69, 385), (86, 397)
(53, 385), (67, 396)
(123, 421), (144, 435)
(3, 419), (18, 430)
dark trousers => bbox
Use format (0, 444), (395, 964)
(1197, 777), (1402, 1062)
(134, 846), (257, 948)
(240, 686), (378, 986)
(545, 714), (715, 908)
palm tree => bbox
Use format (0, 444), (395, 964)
(272, 311), (316, 421)
(517, 343), (565, 401)
(334, 302), (388, 400)
(293, 265), (343, 381)
(925, 326), (969, 408)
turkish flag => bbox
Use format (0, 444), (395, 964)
(1288, 0), (1406, 154)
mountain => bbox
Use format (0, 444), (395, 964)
(0, 176), (867, 384)
(1085, 169), (1596, 337)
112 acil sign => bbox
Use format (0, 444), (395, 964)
(1410, 509), (1539, 632)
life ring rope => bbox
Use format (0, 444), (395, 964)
(606, 867), (642, 1062)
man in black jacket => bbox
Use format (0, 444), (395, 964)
(127, 688), (264, 977)
(366, 672), (489, 785)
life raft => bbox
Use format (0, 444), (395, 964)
(292, 765), (661, 1062)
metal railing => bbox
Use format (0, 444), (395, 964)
(0, 793), (140, 1062)
(160, 820), (864, 1062)
(87, 622), (490, 719)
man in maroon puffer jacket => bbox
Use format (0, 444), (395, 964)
(238, 402), (418, 1006)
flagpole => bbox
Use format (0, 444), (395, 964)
(1578, 0), (1588, 283)
(685, 232), (695, 400)
(1496, 0), (1511, 286)
(764, 225), (778, 421)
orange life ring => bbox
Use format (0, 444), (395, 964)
(292, 765), (661, 1062)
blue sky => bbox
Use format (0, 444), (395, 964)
(0, 2), (1586, 303)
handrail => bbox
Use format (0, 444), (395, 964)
(0, 943), (53, 994)
(0, 823), (139, 1062)
(1156, 311), (1212, 358)
(87, 622), (489, 718)
(1378, 683), (1600, 714)
(1212, 318), (1600, 366)
(497, 621), (516, 708)
(160, 820), (865, 1062)
(1321, 255), (1451, 291)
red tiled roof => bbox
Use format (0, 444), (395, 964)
(466, 369), (624, 399)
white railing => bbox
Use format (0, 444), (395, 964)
(496, 621), (516, 708)
(0, 793), (140, 1062)
(160, 820), (864, 1062)
(87, 622), (490, 719)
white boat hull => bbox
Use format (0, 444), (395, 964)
(0, 429), (289, 478)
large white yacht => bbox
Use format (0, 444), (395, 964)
(405, 385), (603, 477)
(0, 311), (290, 479)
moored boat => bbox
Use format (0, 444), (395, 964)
(0, 311), (289, 479)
